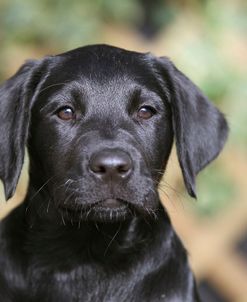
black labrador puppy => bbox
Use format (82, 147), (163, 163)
(0, 45), (228, 302)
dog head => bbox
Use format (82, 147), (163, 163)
(0, 45), (228, 222)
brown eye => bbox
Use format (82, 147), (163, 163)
(57, 106), (75, 121)
(137, 106), (156, 120)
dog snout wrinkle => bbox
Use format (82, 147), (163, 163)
(89, 149), (133, 181)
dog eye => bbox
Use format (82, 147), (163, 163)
(57, 106), (75, 121)
(137, 106), (156, 120)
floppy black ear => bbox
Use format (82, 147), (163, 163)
(157, 57), (228, 198)
(0, 60), (43, 200)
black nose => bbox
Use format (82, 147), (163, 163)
(89, 149), (133, 181)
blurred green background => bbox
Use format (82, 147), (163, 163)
(0, 0), (246, 301)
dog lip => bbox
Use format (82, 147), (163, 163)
(58, 198), (131, 222)
(96, 198), (124, 209)
(58, 198), (128, 212)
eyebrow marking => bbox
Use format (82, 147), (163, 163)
(39, 82), (69, 94)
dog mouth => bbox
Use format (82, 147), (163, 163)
(94, 198), (126, 209)
(58, 198), (132, 222)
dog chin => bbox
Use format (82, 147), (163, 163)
(58, 198), (134, 223)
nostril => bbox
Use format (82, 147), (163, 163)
(92, 164), (106, 174)
(89, 149), (133, 180)
(117, 164), (131, 174)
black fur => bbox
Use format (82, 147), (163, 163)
(0, 45), (228, 301)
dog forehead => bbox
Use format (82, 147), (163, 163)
(48, 45), (155, 84)
(57, 44), (146, 66)
(36, 46), (162, 110)
(40, 76), (157, 116)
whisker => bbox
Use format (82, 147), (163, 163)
(61, 213), (66, 226)
(85, 206), (94, 220)
(104, 223), (122, 256)
(30, 176), (55, 201)
(46, 199), (51, 213)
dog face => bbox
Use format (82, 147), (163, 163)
(28, 47), (174, 221)
(0, 45), (228, 223)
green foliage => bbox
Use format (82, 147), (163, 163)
(174, 41), (235, 103)
(0, 0), (140, 48)
(189, 163), (237, 217)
